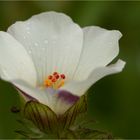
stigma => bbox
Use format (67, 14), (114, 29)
(44, 72), (66, 89)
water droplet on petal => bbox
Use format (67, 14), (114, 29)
(27, 22), (30, 25)
(34, 43), (39, 46)
(44, 39), (48, 44)
(26, 26), (30, 30)
(27, 31), (30, 34)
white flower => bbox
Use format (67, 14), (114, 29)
(0, 11), (125, 115)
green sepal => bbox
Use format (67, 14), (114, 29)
(60, 95), (87, 130)
(71, 112), (97, 130)
(20, 95), (114, 139)
(23, 101), (58, 134)
(23, 95), (87, 133)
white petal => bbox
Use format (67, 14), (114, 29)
(12, 79), (56, 110)
(7, 11), (83, 84)
(61, 60), (126, 96)
(0, 32), (36, 86)
(73, 26), (122, 81)
(13, 79), (74, 115)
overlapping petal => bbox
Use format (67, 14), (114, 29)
(0, 32), (36, 86)
(73, 26), (122, 81)
(62, 60), (125, 96)
(0, 11), (126, 115)
(8, 11), (83, 84)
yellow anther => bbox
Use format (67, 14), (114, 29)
(44, 79), (52, 87)
(58, 80), (65, 88)
(44, 72), (66, 89)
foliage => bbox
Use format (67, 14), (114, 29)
(15, 95), (113, 139)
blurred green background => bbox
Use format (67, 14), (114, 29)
(0, 1), (140, 138)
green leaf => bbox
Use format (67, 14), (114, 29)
(16, 118), (43, 138)
(74, 127), (113, 139)
(23, 101), (58, 134)
(71, 112), (97, 130)
(60, 95), (87, 130)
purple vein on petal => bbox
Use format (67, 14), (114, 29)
(58, 90), (79, 104)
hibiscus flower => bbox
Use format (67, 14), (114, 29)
(0, 11), (125, 115)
